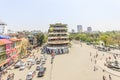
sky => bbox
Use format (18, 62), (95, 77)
(0, 0), (120, 32)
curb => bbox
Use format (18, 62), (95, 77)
(97, 61), (120, 77)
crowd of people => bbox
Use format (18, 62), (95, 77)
(42, 47), (69, 54)
(90, 51), (113, 80)
(7, 73), (14, 80)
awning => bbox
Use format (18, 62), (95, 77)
(10, 38), (21, 42)
(0, 41), (4, 45)
(0, 60), (8, 67)
(0, 39), (12, 45)
(0, 35), (10, 39)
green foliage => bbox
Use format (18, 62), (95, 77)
(69, 31), (120, 47)
(36, 32), (47, 46)
(49, 27), (53, 32)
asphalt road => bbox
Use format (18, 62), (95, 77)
(2, 41), (120, 80)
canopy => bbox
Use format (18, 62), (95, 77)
(10, 38), (21, 42)
(0, 35), (10, 39)
(0, 39), (12, 45)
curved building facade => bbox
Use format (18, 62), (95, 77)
(47, 23), (70, 54)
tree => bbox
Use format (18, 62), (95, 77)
(36, 32), (47, 46)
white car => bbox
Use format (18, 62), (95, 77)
(41, 58), (46, 64)
(31, 60), (35, 65)
(19, 65), (26, 70)
(19, 63), (26, 70)
(26, 71), (36, 80)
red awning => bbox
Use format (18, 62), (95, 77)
(0, 39), (12, 44)
(10, 38), (21, 42)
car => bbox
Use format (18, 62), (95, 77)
(36, 65), (42, 71)
(41, 58), (46, 64)
(19, 63), (26, 70)
(31, 60), (35, 65)
(43, 54), (47, 60)
(37, 67), (46, 77)
(26, 71), (36, 80)
(14, 60), (24, 69)
(36, 60), (40, 64)
(19, 65), (26, 70)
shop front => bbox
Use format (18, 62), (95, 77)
(0, 60), (8, 71)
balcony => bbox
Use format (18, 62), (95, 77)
(48, 28), (67, 32)
(48, 40), (69, 44)
(48, 36), (69, 40)
(49, 32), (68, 35)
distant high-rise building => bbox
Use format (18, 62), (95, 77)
(77, 25), (83, 33)
(0, 21), (7, 34)
(87, 26), (92, 33)
(71, 29), (75, 33)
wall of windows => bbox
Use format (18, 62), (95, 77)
(0, 45), (6, 61)
(0, 51), (6, 61)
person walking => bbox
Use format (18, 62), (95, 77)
(93, 66), (96, 71)
(103, 75), (106, 80)
(90, 52), (92, 56)
(0, 72), (2, 80)
(109, 75), (112, 80)
(91, 58), (92, 62)
(95, 59), (97, 64)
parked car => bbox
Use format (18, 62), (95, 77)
(36, 60), (40, 64)
(41, 58), (46, 64)
(26, 71), (36, 80)
(37, 67), (46, 77)
(14, 60), (24, 69)
(31, 60), (35, 65)
(36, 65), (42, 71)
(19, 63), (26, 70)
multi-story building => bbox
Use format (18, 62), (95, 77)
(71, 29), (75, 33)
(10, 38), (21, 60)
(0, 37), (22, 71)
(20, 38), (29, 58)
(0, 39), (12, 71)
(77, 25), (83, 33)
(0, 21), (7, 34)
(87, 26), (92, 33)
(0, 40), (7, 71)
(28, 35), (37, 49)
(47, 23), (69, 54)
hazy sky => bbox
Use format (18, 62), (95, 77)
(0, 0), (120, 32)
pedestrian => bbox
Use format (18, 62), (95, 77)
(0, 72), (2, 80)
(93, 66), (96, 71)
(103, 75), (106, 80)
(94, 55), (96, 58)
(103, 69), (105, 72)
(95, 60), (97, 64)
(12, 73), (15, 79)
(91, 58), (92, 62)
(109, 75), (112, 80)
(80, 43), (82, 47)
(103, 53), (104, 56)
(90, 52), (92, 56)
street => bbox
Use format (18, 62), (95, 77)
(2, 41), (120, 80)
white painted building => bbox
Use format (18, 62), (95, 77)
(0, 21), (7, 34)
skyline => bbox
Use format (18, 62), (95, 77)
(0, 0), (120, 32)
